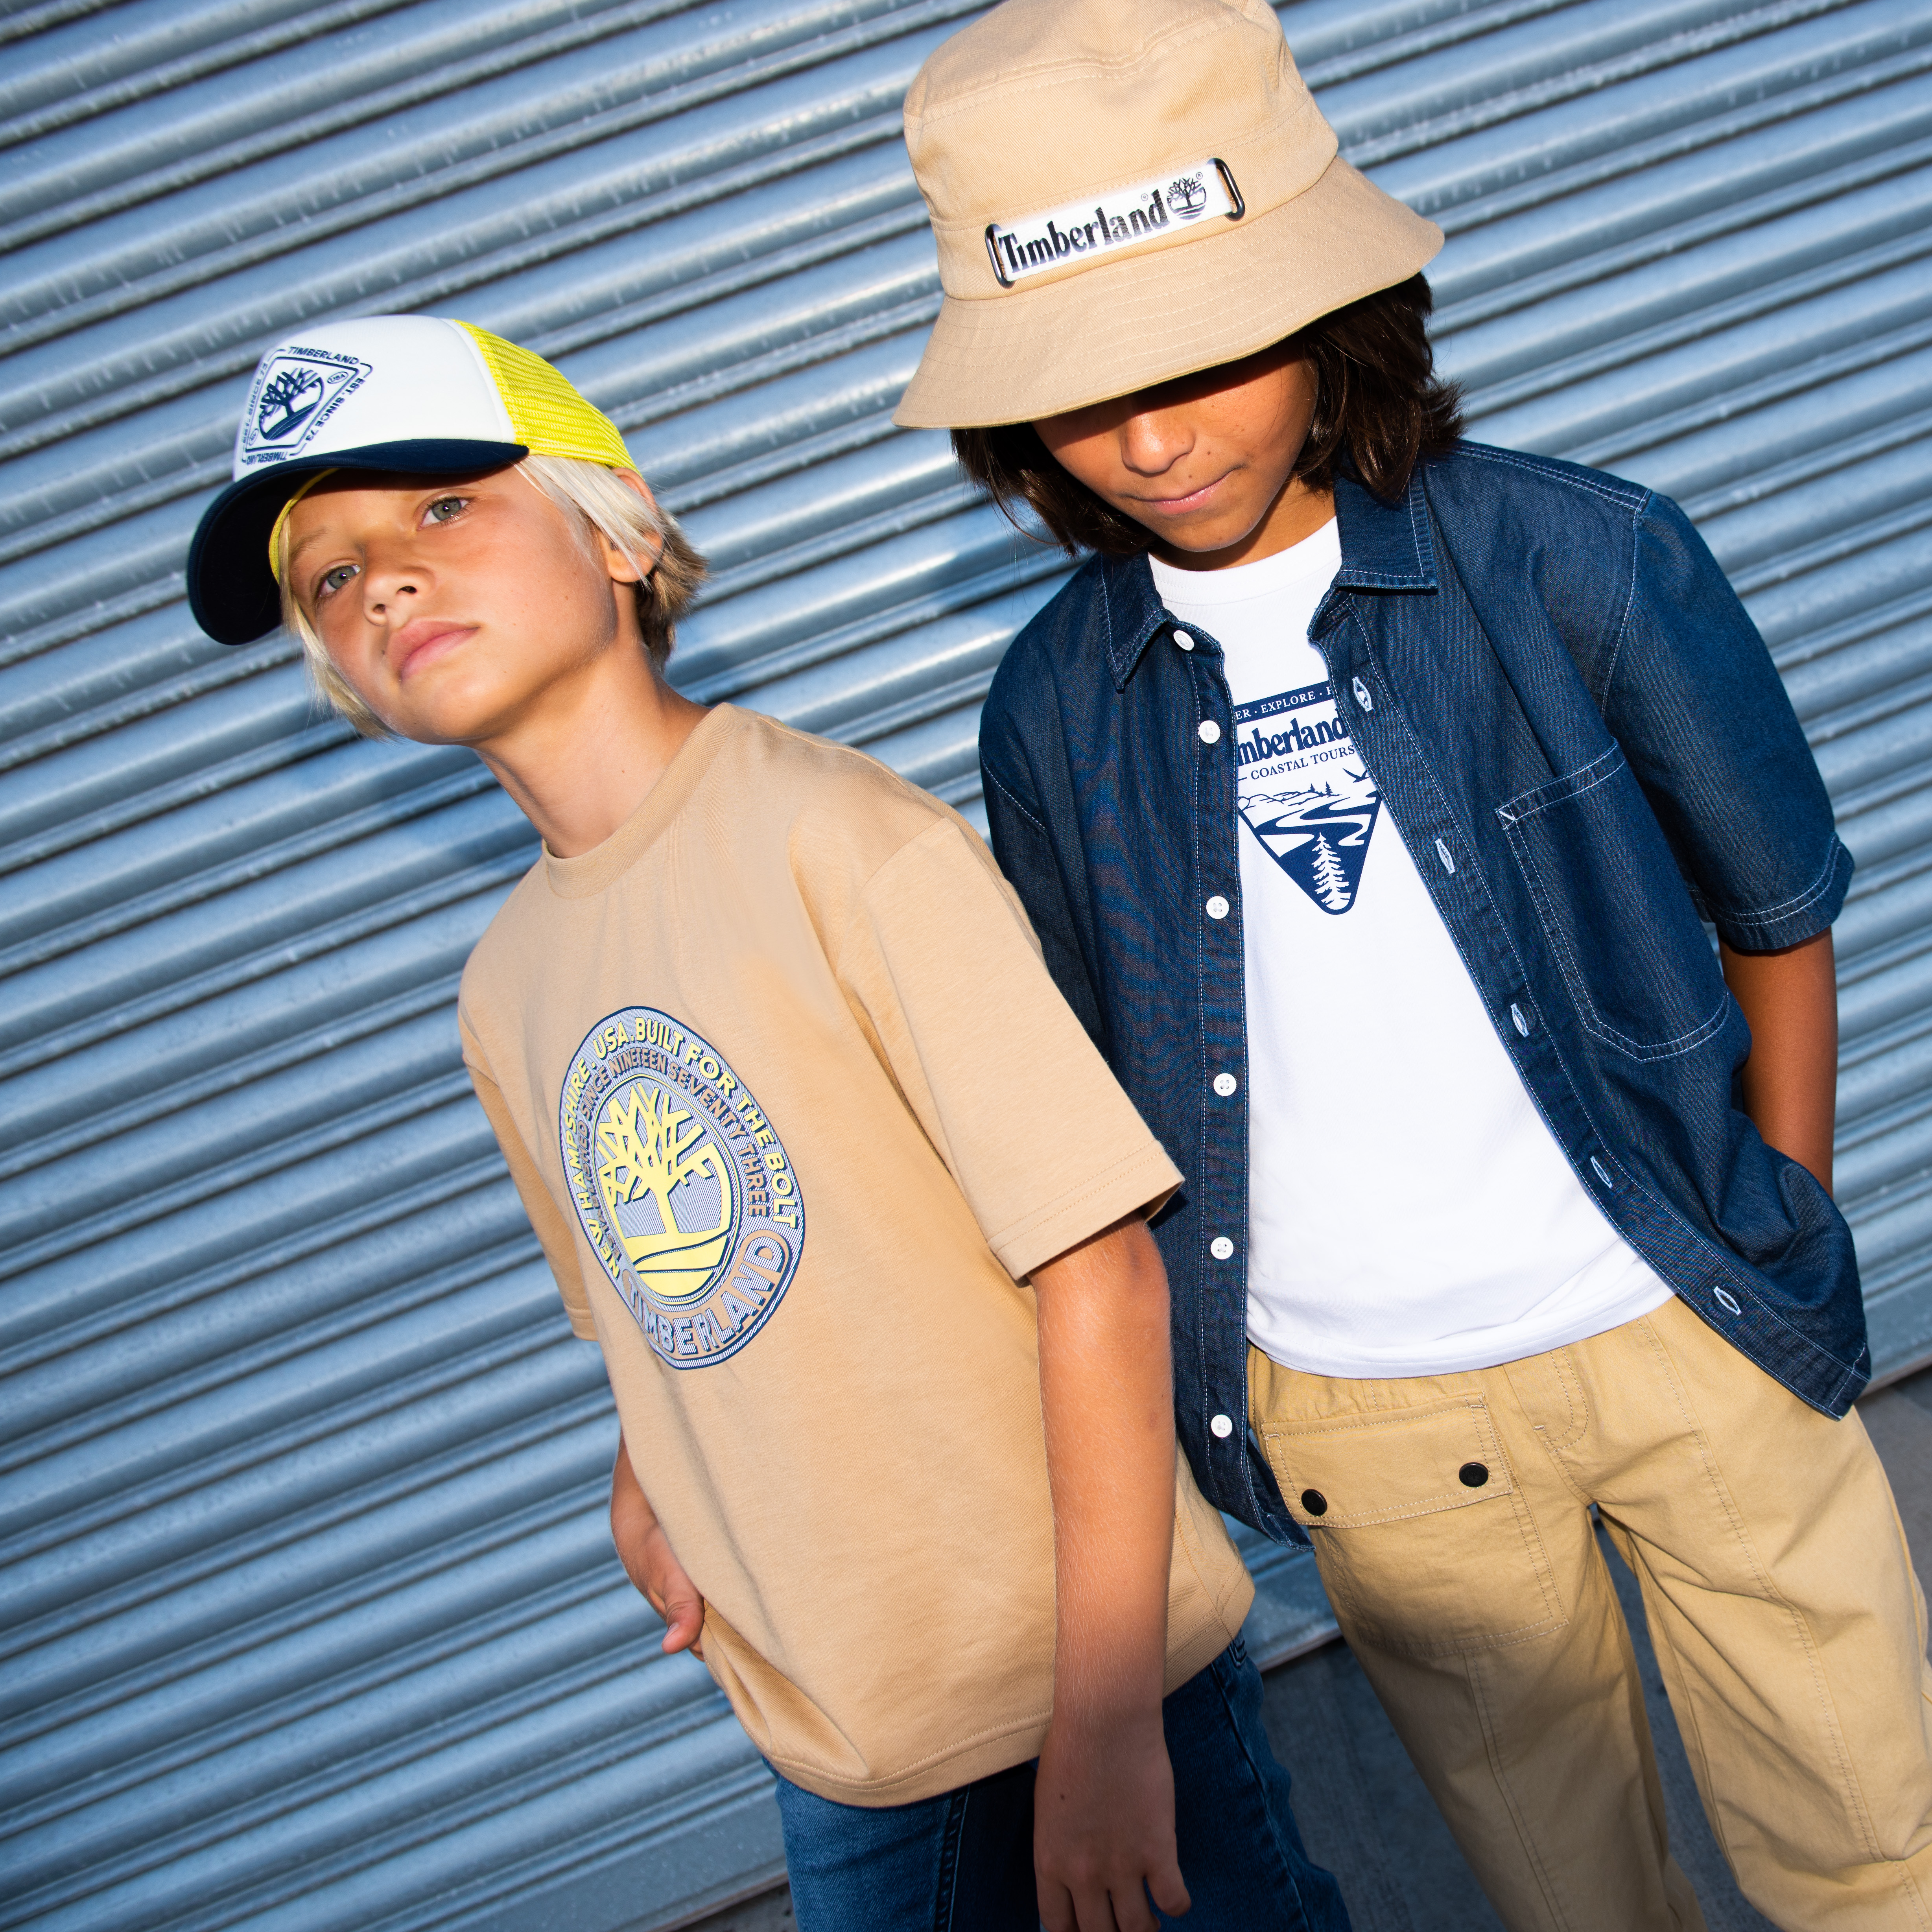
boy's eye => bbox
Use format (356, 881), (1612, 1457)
(317, 562), (359, 598)
(424, 495), (468, 524)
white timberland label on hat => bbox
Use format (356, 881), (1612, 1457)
(238, 346), (372, 467)
(984, 159), (1243, 288)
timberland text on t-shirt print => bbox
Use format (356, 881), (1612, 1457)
(1234, 680), (1382, 914)
(558, 1005), (804, 1367)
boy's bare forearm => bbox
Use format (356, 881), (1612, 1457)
(1719, 928), (1838, 1194)
(611, 1430), (649, 1530)
(610, 1432), (662, 1583)
(1031, 1214), (1176, 1717)
(611, 1432), (707, 1655)
(1029, 1213), (1187, 1928)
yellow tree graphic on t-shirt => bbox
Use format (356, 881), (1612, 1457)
(596, 1084), (733, 1299)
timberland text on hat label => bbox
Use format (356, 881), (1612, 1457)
(984, 159), (1244, 288)
(238, 345), (372, 467)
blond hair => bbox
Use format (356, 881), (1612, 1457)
(277, 455), (707, 738)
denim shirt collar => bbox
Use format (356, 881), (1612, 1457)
(1099, 471), (1439, 689)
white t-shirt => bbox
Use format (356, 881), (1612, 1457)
(1151, 525), (1672, 1377)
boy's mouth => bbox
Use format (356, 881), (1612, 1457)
(390, 618), (479, 680)
(1134, 469), (1233, 518)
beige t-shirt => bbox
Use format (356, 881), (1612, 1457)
(457, 706), (1252, 1805)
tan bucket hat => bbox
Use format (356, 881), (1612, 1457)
(894, 0), (1443, 428)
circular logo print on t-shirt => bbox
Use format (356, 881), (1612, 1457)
(558, 1007), (803, 1368)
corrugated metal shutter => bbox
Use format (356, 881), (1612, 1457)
(2, 2), (1926, 1927)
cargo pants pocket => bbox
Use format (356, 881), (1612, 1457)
(1258, 1396), (1567, 1659)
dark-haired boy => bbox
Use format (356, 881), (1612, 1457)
(897, 2), (1932, 1926)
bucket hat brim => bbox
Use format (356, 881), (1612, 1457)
(186, 437), (525, 647)
(894, 156), (1442, 429)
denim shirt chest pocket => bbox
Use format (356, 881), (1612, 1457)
(1495, 742), (1730, 1061)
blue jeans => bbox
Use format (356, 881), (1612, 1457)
(771, 1639), (1349, 1931)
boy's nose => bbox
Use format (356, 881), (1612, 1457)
(360, 543), (423, 611)
(362, 576), (421, 623)
(1119, 412), (1195, 476)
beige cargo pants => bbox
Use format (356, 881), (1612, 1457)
(1250, 1294), (1932, 1930)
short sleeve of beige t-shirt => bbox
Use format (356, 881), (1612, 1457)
(456, 706), (1252, 1805)
(463, 1049), (597, 1337)
(833, 814), (1178, 1281)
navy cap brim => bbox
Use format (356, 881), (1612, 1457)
(186, 438), (528, 646)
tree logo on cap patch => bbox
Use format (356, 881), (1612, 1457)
(1169, 174), (1210, 219)
(238, 346), (371, 467)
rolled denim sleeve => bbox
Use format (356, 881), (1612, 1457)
(1603, 491), (1853, 953)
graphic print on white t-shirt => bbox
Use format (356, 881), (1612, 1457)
(1151, 524), (1675, 1379)
(1235, 681), (1381, 914)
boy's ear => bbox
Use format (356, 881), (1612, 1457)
(600, 469), (666, 584)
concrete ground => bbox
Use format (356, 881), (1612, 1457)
(690, 1369), (1932, 1932)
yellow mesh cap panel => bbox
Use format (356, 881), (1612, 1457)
(455, 322), (634, 470)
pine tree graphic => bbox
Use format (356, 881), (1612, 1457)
(1309, 834), (1352, 911)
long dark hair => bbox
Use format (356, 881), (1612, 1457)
(951, 274), (1464, 555)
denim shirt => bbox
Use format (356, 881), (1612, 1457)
(978, 442), (1865, 1545)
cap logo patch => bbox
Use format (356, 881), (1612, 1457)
(238, 345), (372, 467)
(984, 159), (1243, 289)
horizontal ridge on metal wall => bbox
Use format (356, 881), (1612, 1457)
(2, 1), (1928, 1928)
